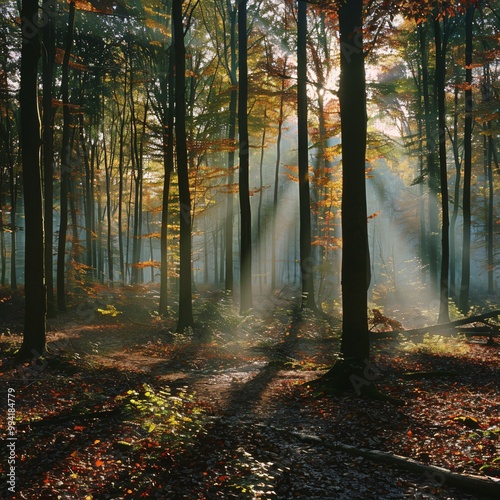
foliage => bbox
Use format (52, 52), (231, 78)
(120, 383), (206, 449)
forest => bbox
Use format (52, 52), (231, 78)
(1, 0), (500, 498)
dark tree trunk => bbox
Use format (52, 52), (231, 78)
(101, 95), (114, 285)
(257, 109), (267, 293)
(338, 0), (369, 362)
(297, 0), (317, 311)
(174, 0), (194, 332)
(434, 19), (450, 324)
(415, 53), (427, 282)
(486, 130), (494, 294)
(271, 59), (287, 292)
(56, 0), (75, 312)
(420, 24), (439, 290)
(238, 0), (252, 314)
(159, 44), (175, 316)
(18, 0), (46, 359)
(117, 65), (128, 284)
(79, 110), (94, 279)
(459, 5), (474, 313)
(42, 0), (55, 313)
(224, 0), (237, 294)
(0, 42), (18, 289)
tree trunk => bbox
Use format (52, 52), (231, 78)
(174, 0), (194, 332)
(459, 5), (474, 313)
(486, 131), (495, 294)
(117, 64), (128, 284)
(238, 0), (252, 314)
(271, 60), (287, 292)
(224, 0), (237, 294)
(0, 46), (18, 289)
(338, 0), (369, 362)
(434, 19), (450, 324)
(42, 0), (55, 313)
(257, 109), (267, 293)
(297, 0), (317, 312)
(420, 24), (439, 290)
(449, 75), (461, 301)
(18, 0), (46, 358)
(102, 96), (114, 285)
(56, 0), (76, 312)
(159, 43), (175, 316)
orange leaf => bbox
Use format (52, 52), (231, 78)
(95, 459), (104, 467)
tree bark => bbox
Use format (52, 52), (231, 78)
(159, 42), (175, 316)
(459, 5), (475, 313)
(297, 0), (318, 312)
(338, 0), (369, 362)
(420, 24), (439, 289)
(174, 0), (194, 332)
(42, 0), (55, 312)
(18, 0), (46, 358)
(56, 0), (75, 312)
(434, 19), (450, 324)
(224, 0), (237, 294)
(238, 0), (252, 314)
(271, 59), (287, 292)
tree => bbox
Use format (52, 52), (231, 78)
(42, 0), (56, 316)
(434, 15), (451, 324)
(311, 0), (372, 394)
(238, 0), (252, 314)
(297, 0), (318, 312)
(56, 0), (76, 312)
(459, 3), (475, 313)
(337, 0), (369, 363)
(18, 0), (46, 359)
(174, 0), (195, 332)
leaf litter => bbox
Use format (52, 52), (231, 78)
(1, 288), (499, 498)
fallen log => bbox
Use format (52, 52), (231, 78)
(291, 432), (500, 498)
(372, 310), (500, 339)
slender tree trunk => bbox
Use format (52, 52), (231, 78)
(79, 110), (94, 279)
(257, 108), (267, 293)
(459, 5), (474, 313)
(435, 19), (450, 324)
(449, 78), (462, 300)
(174, 0), (194, 332)
(416, 63), (427, 282)
(18, 0), (46, 358)
(159, 44), (175, 315)
(56, 0), (75, 312)
(102, 97), (114, 285)
(0, 63), (18, 289)
(42, 0), (55, 313)
(486, 132), (494, 294)
(130, 64), (147, 285)
(420, 24), (439, 289)
(271, 62), (286, 292)
(117, 66), (128, 283)
(224, 0), (237, 294)
(238, 0), (252, 314)
(297, 0), (318, 312)
(338, 0), (369, 362)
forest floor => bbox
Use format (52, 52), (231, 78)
(1, 285), (500, 499)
